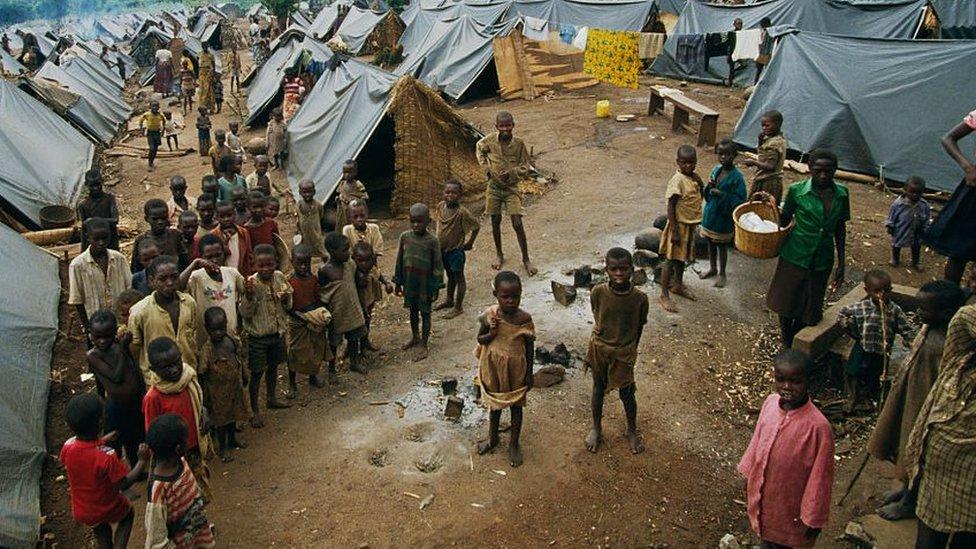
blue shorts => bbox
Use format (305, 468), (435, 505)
(442, 249), (466, 274)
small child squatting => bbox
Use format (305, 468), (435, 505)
(476, 271), (535, 467)
(585, 248), (649, 455)
(738, 350), (834, 548)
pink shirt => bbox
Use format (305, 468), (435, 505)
(737, 394), (834, 548)
(964, 109), (976, 130)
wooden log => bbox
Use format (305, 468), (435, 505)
(22, 227), (77, 246)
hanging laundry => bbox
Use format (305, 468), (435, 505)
(731, 29), (761, 61)
(639, 32), (666, 59)
(559, 23), (577, 45)
(523, 16), (549, 42)
(572, 26), (589, 50)
(583, 29), (642, 89)
(674, 34), (706, 74)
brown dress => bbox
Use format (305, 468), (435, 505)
(585, 284), (649, 392)
(197, 336), (249, 427)
(476, 306), (535, 410)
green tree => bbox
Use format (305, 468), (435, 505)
(261, 0), (298, 31)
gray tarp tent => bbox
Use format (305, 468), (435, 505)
(308, 5), (341, 39)
(399, 0), (514, 52)
(733, 31), (976, 192)
(337, 7), (397, 54)
(514, 0), (656, 31)
(651, 0), (928, 85)
(18, 76), (118, 145)
(0, 224), (60, 549)
(36, 56), (131, 143)
(287, 59), (399, 203)
(0, 80), (93, 229)
(244, 36), (333, 127)
(932, 0), (976, 38)
(1, 48), (26, 74)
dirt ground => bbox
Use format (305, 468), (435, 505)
(39, 53), (946, 548)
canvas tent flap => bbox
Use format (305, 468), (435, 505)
(36, 58), (131, 143)
(733, 31), (976, 192)
(0, 80), (93, 229)
(338, 7), (392, 54)
(0, 48), (26, 75)
(931, 0), (976, 38)
(18, 77), (116, 145)
(287, 59), (399, 203)
(309, 5), (341, 39)
(651, 0), (928, 84)
(515, 0), (655, 31)
(0, 224), (60, 549)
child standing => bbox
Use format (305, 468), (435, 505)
(76, 169), (120, 251)
(266, 108), (285, 170)
(352, 241), (394, 352)
(180, 58), (195, 115)
(244, 190), (279, 249)
(60, 393), (149, 549)
(319, 232), (366, 375)
(144, 414), (216, 548)
(247, 155), (272, 195)
(699, 139), (747, 288)
(86, 310), (146, 467)
(868, 281), (965, 521)
(433, 179), (480, 318)
(659, 145), (704, 313)
(196, 106), (211, 157)
(142, 337), (211, 502)
(167, 175), (195, 224)
(164, 111), (182, 151)
(738, 350), (834, 548)
(838, 269), (916, 412)
(342, 199), (382, 251)
(213, 77), (224, 114)
(212, 200), (254, 277)
(297, 179), (330, 259)
(886, 176), (931, 270)
(226, 46), (241, 93)
(199, 307), (249, 462)
(394, 203), (444, 360)
(742, 109), (787, 204)
(227, 121), (244, 159)
(130, 199), (189, 272)
(209, 131), (233, 176)
(195, 195), (217, 237)
(180, 233), (246, 346)
(335, 160), (368, 230)
(287, 244), (331, 395)
(584, 248), (649, 455)
(240, 244), (293, 428)
(69, 218), (131, 340)
(130, 240), (159, 295)
(265, 195), (281, 221)
(475, 271), (535, 468)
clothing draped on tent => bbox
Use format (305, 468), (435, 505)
(583, 28), (641, 88)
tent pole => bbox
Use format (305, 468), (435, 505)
(912, 7), (927, 39)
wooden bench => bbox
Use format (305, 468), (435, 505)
(647, 85), (719, 147)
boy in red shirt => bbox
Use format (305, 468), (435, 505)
(60, 393), (149, 548)
(244, 190), (279, 249)
(142, 336), (212, 502)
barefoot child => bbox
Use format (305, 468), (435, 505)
(76, 169), (120, 251)
(297, 179), (329, 259)
(287, 244), (332, 395)
(144, 414), (216, 548)
(335, 160), (368, 230)
(196, 106), (211, 158)
(244, 190), (279, 249)
(659, 145), (704, 312)
(266, 108), (285, 170)
(246, 155), (272, 195)
(142, 337), (211, 501)
(199, 307), (249, 462)
(164, 111), (182, 152)
(212, 200), (253, 277)
(167, 175), (195, 223)
(130, 199), (188, 272)
(738, 350), (834, 548)
(742, 110), (787, 204)
(584, 248), (649, 455)
(319, 232), (366, 375)
(433, 179), (480, 319)
(838, 269), (916, 411)
(868, 281), (964, 521)
(180, 234), (246, 346)
(394, 203), (444, 360)
(60, 394), (149, 549)
(240, 245), (293, 426)
(138, 100), (165, 171)
(180, 58), (195, 115)
(352, 241), (394, 352)
(886, 176), (930, 270)
(196, 194), (217, 236)
(700, 139), (746, 288)
(475, 271), (535, 467)
(86, 310), (146, 467)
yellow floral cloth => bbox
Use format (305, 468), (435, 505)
(583, 29), (641, 89)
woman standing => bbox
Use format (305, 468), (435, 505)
(766, 149), (849, 347)
(154, 46), (173, 96)
(197, 43), (216, 111)
(923, 109), (976, 284)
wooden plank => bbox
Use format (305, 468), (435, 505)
(492, 35), (524, 101)
(668, 93), (718, 117)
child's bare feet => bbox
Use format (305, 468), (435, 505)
(401, 337), (421, 351)
(585, 429), (602, 453)
(699, 268), (717, 280)
(250, 415), (265, 428)
(309, 374), (325, 388)
(670, 285), (697, 301)
(267, 399), (291, 409)
(219, 449), (234, 463)
(659, 295), (678, 313)
(327, 369), (337, 385)
(714, 274), (727, 288)
(523, 261), (537, 277)
(492, 254), (505, 270)
(878, 498), (916, 521)
(284, 384), (297, 400)
(477, 436), (499, 455)
(365, 340), (380, 352)
(881, 488), (905, 505)
(442, 307), (463, 320)
(349, 361), (367, 375)
(508, 442), (523, 467)
(628, 431), (645, 454)
(433, 300), (454, 311)
(413, 345), (429, 362)
(230, 437), (247, 449)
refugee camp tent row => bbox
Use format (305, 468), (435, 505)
(0, 79), (93, 230)
(308, 4), (342, 39)
(286, 58), (484, 212)
(734, 30), (976, 193)
(244, 35), (334, 127)
(931, 0), (976, 38)
(140, 29), (224, 88)
(36, 53), (132, 144)
(336, 6), (405, 55)
(0, 223), (61, 549)
(650, 0), (931, 85)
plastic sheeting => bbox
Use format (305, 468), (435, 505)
(733, 32), (976, 192)
(651, 0), (928, 85)
(19, 77), (117, 145)
(337, 7), (394, 54)
(36, 56), (131, 144)
(0, 225), (60, 549)
(0, 80), (93, 229)
(0, 48), (26, 74)
(399, 0), (514, 52)
(287, 59), (398, 203)
(514, 0), (656, 31)
(244, 36), (333, 127)
(932, 0), (976, 38)
(308, 5), (341, 39)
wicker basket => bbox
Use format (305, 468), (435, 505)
(733, 201), (794, 259)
